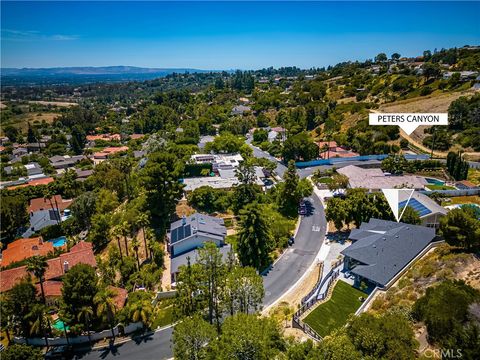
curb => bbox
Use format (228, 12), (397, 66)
(262, 193), (328, 315)
(90, 324), (175, 351)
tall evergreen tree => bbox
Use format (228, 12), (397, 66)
(237, 203), (273, 271)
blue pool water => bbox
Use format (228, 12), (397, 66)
(425, 178), (445, 185)
(48, 236), (67, 247)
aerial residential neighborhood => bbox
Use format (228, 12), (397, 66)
(1, 1), (480, 360)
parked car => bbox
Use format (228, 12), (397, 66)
(288, 236), (295, 246)
(298, 207), (306, 215)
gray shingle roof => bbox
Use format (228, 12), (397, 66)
(341, 219), (436, 287)
(170, 244), (231, 274)
(169, 213), (226, 244)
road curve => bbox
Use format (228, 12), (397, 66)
(76, 142), (326, 360)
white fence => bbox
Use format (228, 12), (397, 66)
(13, 322), (144, 346)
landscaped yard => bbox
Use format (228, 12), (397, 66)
(303, 280), (366, 337)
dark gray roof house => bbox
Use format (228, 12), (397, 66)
(231, 105), (251, 116)
(168, 213), (228, 282)
(342, 219), (437, 288)
(49, 155), (86, 169)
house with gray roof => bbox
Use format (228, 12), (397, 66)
(399, 191), (447, 228)
(168, 213), (227, 257)
(168, 213), (228, 283)
(231, 104), (251, 116)
(341, 219), (437, 289)
(49, 155), (86, 169)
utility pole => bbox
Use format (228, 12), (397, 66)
(430, 126), (436, 159)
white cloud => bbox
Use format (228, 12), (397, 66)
(1, 29), (79, 41)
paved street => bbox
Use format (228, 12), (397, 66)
(75, 326), (173, 360)
(262, 193), (326, 306)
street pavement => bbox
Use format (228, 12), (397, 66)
(262, 193), (326, 307)
(74, 326), (173, 360)
(75, 143), (327, 360)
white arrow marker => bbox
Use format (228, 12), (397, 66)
(382, 188), (415, 222)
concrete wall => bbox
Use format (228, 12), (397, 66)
(13, 322), (144, 346)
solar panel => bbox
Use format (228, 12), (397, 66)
(399, 198), (432, 217)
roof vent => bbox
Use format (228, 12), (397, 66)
(63, 260), (69, 272)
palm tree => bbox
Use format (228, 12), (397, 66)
(77, 306), (94, 344)
(26, 256), (48, 304)
(135, 213), (150, 260)
(120, 221), (130, 257)
(129, 300), (153, 331)
(111, 225), (123, 261)
(43, 187), (60, 225)
(145, 228), (156, 261)
(131, 238), (140, 270)
(27, 304), (50, 348)
(94, 288), (118, 340)
(0, 297), (13, 344)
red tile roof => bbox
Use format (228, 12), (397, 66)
(0, 241), (96, 292)
(317, 141), (338, 149)
(1, 237), (54, 267)
(7, 177), (55, 190)
(29, 195), (73, 213)
(93, 146), (129, 159)
(109, 286), (128, 310)
(36, 280), (63, 297)
(129, 134), (145, 140)
(86, 134), (121, 142)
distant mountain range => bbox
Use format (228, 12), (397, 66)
(1, 66), (211, 76)
(0, 66), (219, 86)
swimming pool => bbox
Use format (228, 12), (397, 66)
(425, 178), (445, 185)
(53, 319), (69, 331)
(48, 236), (67, 247)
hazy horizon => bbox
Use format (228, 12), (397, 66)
(2, 1), (480, 69)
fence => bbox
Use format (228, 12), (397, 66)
(295, 154), (429, 168)
(419, 188), (480, 197)
(301, 258), (343, 305)
(293, 268), (341, 341)
(152, 290), (177, 305)
(13, 322), (144, 347)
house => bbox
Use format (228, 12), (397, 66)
(129, 134), (145, 140)
(455, 180), (479, 190)
(337, 165), (427, 191)
(341, 219), (437, 289)
(190, 153), (244, 172)
(231, 105), (251, 116)
(86, 133), (121, 146)
(49, 155), (86, 170)
(4, 162), (44, 177)
(10, 147), (28, 162)
(75, 169), (94, 181)
(22, 195), (73, 237)
(168, 213), (227, 257)
(168, 213), (229, 283)
(1, 237), (54, 267)
(6, 177), (55, 190)
(92, 146), (129, 164)
(317, 141), (359, 159)
(268, 127), (286, 142)
(1, 242), (97, 305)
(26, 143), (46, 153)
(399, 191), (447, 228)
(443, 71), (478, 81)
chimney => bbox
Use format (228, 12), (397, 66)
(63, 260), (69, 273)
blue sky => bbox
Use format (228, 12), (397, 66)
(1, 1), (479, 69)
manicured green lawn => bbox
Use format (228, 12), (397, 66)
(151, 299), (174, 329)
(303, 280), (366, 337)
